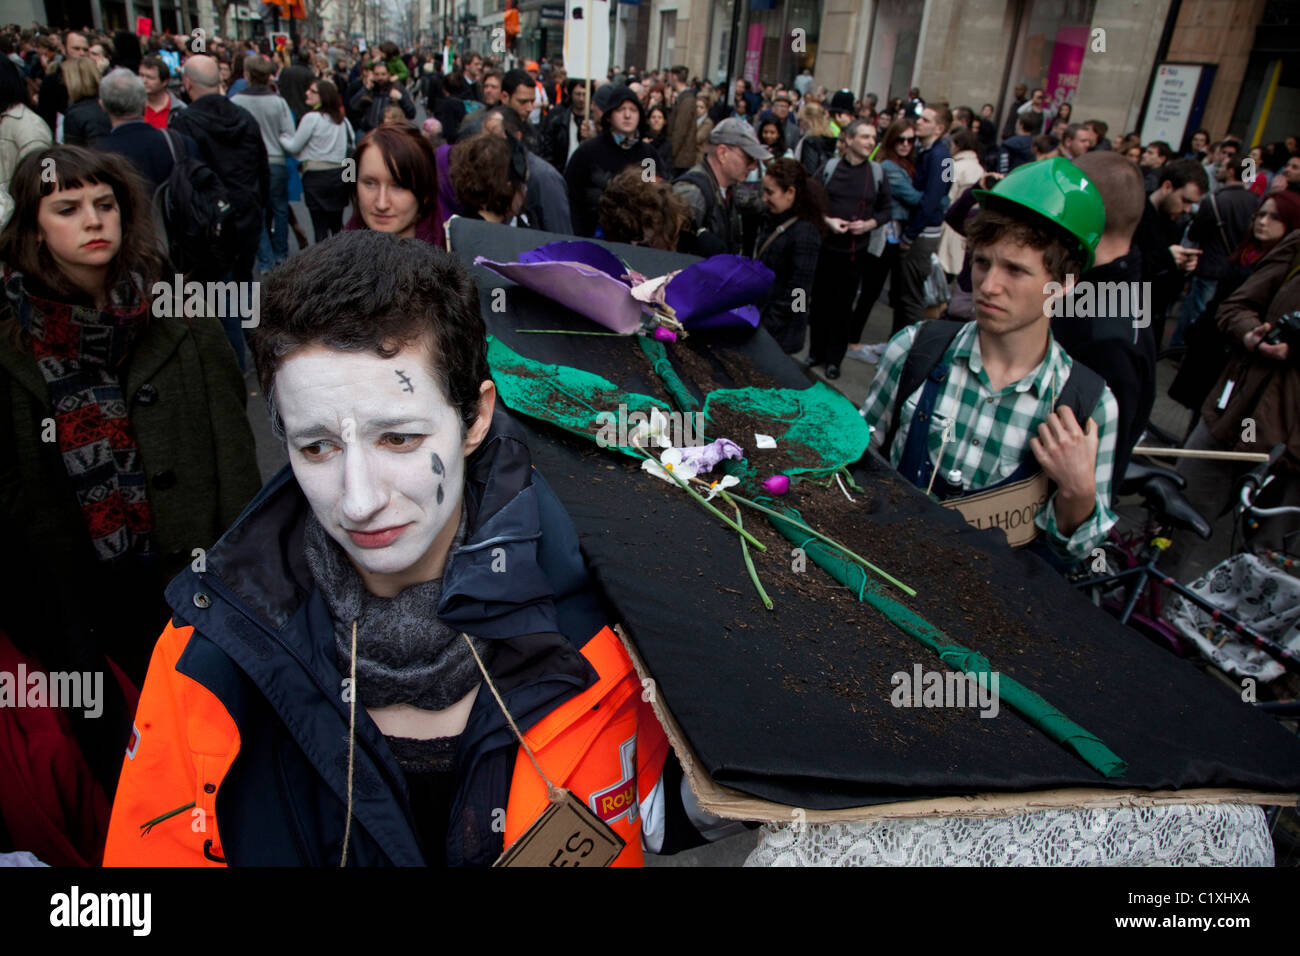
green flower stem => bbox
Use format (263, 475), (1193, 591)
(629, 442), (766, 551)
(670, 470), (767, 551)
(726, 492), (916, 596)
(722, 490), (773, 610)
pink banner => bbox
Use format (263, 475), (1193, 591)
(1044, 26), (1088, 119)
(744, 24), (764, 86)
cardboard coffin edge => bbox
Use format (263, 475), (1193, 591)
(612, 625), (1299, 824)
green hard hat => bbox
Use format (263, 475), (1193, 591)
(972, 157), (1106, 272)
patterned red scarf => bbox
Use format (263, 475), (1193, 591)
(4, 268), (154, 564)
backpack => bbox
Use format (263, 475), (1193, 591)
(882, 320), (1105, 454)
(819, 155), (883, 194)
(153, 129), (239, 280)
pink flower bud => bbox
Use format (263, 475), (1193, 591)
(761, 474), (790, 495)
(652, 327), (677, 343)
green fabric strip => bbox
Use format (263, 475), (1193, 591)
(637, 335), (701, 413)
(765, 507), (1128, 779)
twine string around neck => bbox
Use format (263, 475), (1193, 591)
(461, 632), (563, 804)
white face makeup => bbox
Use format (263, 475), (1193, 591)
(275, 341), (487, 596)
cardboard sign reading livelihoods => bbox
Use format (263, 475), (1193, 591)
(941, 471), (1049, 548)
(494, 789), (625, 867)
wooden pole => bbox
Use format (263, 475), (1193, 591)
(583, 1), (592, 123)
(1132, 447), (1271, 463)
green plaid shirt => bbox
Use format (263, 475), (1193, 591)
(861, 321), (1119, 559)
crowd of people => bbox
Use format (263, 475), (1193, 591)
(1, 21), (1298, 869)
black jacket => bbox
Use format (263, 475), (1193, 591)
(1187, 183), (1259, 280)
(168, 93), (270, 241)
(542, 105), (580, 169)
(796, 134), (836, 177)
(98, 119), (199, 191)
(350, 81), (416, 134)
(563, 130), (660, 237)
(672, 158), (739, 256)
(1133, 198), (1186, 322)
(754, 213), (822, 353)
(62, 97), (111, 148)
(1051, 249), (1156, 489)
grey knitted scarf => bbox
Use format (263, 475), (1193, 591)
(302, 507), (487, 711)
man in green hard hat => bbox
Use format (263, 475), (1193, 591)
(861, 157), (1121, 565)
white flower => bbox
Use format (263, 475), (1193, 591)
(704, 475), (740, 500)
(641, 446), (698, 485)
(629, 406), (674, 449)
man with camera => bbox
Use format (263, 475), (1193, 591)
(349, 59), (415, 134)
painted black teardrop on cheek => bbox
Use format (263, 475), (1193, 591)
(431, 452), (445, 476)
(436, 483), (444, 505)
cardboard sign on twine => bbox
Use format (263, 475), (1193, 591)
(942, 471), (1050, 548)
(494, 789), (625, 867)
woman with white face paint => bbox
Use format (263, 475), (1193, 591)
(105, 230), (722, 867)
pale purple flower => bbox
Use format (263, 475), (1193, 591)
(678, 438), (744, 474)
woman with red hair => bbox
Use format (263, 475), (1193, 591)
(346, 122), (445, 247)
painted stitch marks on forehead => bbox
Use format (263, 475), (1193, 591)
(395, 369), (415, 393)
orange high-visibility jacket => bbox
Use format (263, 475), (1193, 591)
(103, 413), (672, 866)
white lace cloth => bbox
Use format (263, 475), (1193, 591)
(744, 804), (1274, 866)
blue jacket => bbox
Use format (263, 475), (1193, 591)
(997, 134), (1034, 175)
(905, 138), (952, 241)
(882, 160), (922, 223)
(122, 409), (630, 866)
(99, 120), (199, 191)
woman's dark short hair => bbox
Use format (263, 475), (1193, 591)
(350, 123), (439, 223)
(314, 78), (344, 123)
(950, 125), (979, 155)
(0, 54), (26, 112)
(0, 146), (165, 305)
(252, 230), (489, 434)
(449, 132), (520, 217)
(598, 165), (688, 250)
(140, 53), (169, 81)
(762, 157), (827, 234)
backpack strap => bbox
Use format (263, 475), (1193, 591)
(1054, 353), (1106, 425)
(820, 156), (839, 186)
(160, 127), (180, 165)
(881, 319), (964, 455)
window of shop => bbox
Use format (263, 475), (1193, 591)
(707, 0), (820, 89)
(863, 0), (923, 104)
(1006, 0), (1098, 123)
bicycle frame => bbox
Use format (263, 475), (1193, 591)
(1075, 535), (1300, 675)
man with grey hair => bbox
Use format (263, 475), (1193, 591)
(97, 68), (199, 189)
